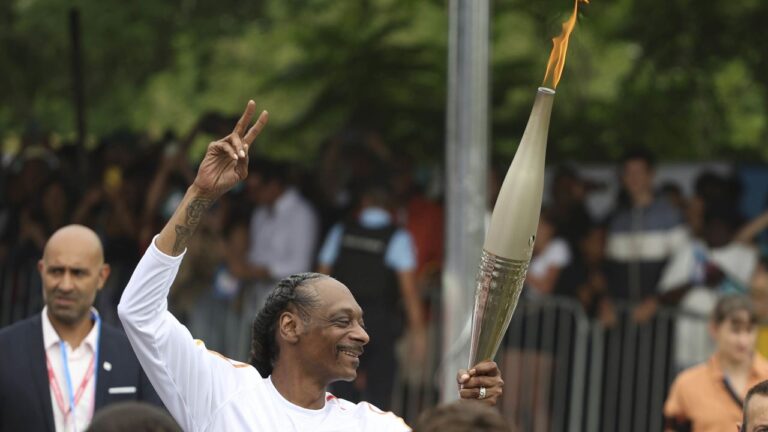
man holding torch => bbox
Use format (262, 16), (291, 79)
(117, 100), (503, 432)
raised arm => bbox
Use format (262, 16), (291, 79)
(117, 101), (268, 432)
(157, 100), (268, 256)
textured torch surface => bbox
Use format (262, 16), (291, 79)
(468, 250), (529, 365)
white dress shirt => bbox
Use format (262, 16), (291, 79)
(248, 187), (318, 279)
(42, 307), (99, 432)
(118, 238), (410, 432)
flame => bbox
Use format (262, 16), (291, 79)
(542, 0), (588, 90)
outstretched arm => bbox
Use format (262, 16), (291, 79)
(156, 101), (268, 256)
(118, 101), (268, 432)
(735, 210), (768, 245)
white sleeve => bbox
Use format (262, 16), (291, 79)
(117, 237), (252, 432)
(658, 243), (694, 292)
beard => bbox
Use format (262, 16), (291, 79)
(47, 293), (90, 326)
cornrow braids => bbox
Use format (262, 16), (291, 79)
(249, 272), (324, 377)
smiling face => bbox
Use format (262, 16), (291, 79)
(294, 278), (370, 384)
(38, 225), (109, 327)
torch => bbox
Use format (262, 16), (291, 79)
(468, 0), (588, 366)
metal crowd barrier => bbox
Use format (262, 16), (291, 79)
(388, 295), (712, 431)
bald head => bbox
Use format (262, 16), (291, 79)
(44, 225), (104, 265)
(39, 225), (109, 327)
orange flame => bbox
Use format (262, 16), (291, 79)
(542, 0), (588, 90)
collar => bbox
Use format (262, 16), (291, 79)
(359, 207), (392, 227)
(41, 306), (100, 352)
(266, 376), (328, 415)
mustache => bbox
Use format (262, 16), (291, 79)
(337, 344), (365, 356)
(51, 290), (80, 301)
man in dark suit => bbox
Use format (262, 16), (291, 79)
(0, 224), (161, 432)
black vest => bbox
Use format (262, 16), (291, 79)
(332, 221), (399, 325)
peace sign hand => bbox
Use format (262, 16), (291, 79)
(193, 100), (269, 198)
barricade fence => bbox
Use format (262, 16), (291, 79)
(389, 296), (712, 431)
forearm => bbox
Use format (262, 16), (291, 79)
(736, 211), (768, 244)
(156, 185), (215, 256)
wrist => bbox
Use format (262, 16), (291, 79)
(188, 183), (219, 201)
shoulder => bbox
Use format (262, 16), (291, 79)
(328, 397), (411, 431)
(670, 362), (709, 391)
(547, 238), (570, 257)
(391, 227), (414, 244)
(286, 189), (316, 214)
(0, 315), (40, 343)
(753, 354), (768, 378)
(100, 321), (130, 342)
(648, 198), (683, 227)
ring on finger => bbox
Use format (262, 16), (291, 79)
(478, 386), (487, 400)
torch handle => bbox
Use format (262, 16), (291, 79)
(468, 249), (529, 366)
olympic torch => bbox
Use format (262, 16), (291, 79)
(468, 0), (588, 366)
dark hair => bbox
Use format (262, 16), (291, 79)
(712, 294), (757, 325)
(620, 148), (656, 170)
(413, 401), (511, 432)
(248, 158), (289, 184)
(249, 273), (324, 377)
(358, 178), (393, 209)
(743, 380), (768, 431)
(86, 402), (180, 432)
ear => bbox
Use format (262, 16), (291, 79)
(278, 311), (301, 345)
(736, 422), (743, 432)
(37, 259), (44, 274)
(97, 264), (111, 291)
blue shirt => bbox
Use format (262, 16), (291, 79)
(317, 208), (416, 272)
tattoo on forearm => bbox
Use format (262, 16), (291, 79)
(172, 197), (212, 254)
(186, 198), (210, 227)
(173, 225), (192, 255)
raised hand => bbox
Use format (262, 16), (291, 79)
(193, 100), (269, 198)
(155, 100), (268, 257)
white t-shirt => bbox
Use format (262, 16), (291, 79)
(118, 239), (410, 432)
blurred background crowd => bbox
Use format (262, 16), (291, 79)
(4, 123), (768, 429)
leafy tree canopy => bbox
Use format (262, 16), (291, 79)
(1, 0), (766, 162)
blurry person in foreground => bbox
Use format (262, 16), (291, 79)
(664, 295), (768, 432)
(87, 402), (180, 432)
(412, 400), (511, 432)
(739, 380), (768, 432)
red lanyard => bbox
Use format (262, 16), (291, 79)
(46, 351), (95, 425)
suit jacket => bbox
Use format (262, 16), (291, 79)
(0, 314), (163, 432)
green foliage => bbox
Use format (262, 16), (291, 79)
(2, 0), (767, 161)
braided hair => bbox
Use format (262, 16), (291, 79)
(249, 272), (324, 377)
